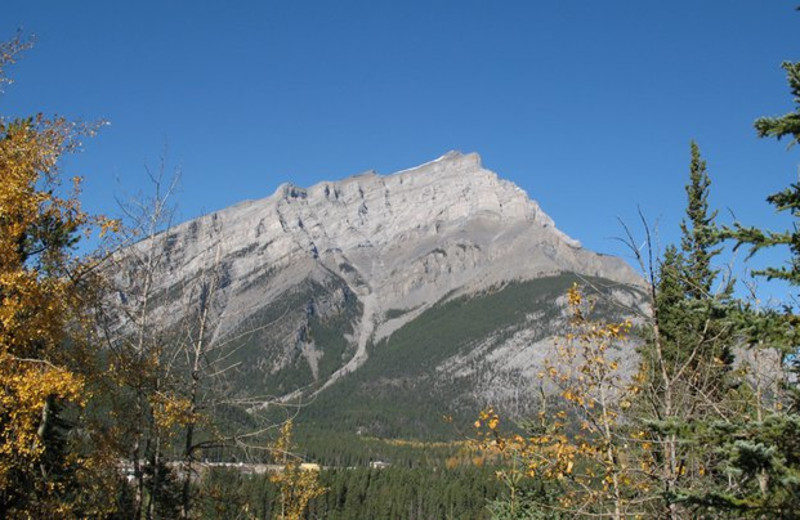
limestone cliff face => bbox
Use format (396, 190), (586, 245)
(120, 151), (642, 405)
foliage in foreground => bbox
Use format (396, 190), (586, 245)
(474, 285), (647, 518)
(2, 11), (800, 520)
(0, 35), (122, 517)
(478, 53), (800, 520)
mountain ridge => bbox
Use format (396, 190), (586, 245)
(113, 151), (644, 435)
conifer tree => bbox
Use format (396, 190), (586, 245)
(734, 60), (800, 288)
(626, 142), (738, 518)
(680, 141), (723, 299)
(692, 59), (800, 519)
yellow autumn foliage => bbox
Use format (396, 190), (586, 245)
(474, 284), (652, 519)
(150, 391), (197, 432)
(270, 420), (326, 520)
(0, 35), (118, 516)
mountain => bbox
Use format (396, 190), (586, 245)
(113, 151), (645, 440)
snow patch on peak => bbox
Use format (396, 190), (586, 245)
(391, 150), (481, 176)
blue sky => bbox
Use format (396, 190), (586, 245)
(3, 1), (799, 301)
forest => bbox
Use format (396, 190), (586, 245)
(1, 9), (800, 520)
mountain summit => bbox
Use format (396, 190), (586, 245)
(119, 151), (643, 436)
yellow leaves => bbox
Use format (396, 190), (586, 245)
(567, 283), (583, 308)
(0, 92), (117, 515)
(476, 408), (500, 431)
(270, 420), (326, 520)
(0, 271), (73, 359)
(98, 216), (121, 238)
(0, 354), (85, 488)
(477, 284), (651, 515)
(150, 392), (195, 431)
(271, 465), (326, 520)
(274, 419), (294, 455)
(473, 405), (580, 490)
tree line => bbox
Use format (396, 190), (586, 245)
(196, 464), (503, 520)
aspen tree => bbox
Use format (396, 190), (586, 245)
(0, 34), (119, 517)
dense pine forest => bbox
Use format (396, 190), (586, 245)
(197, 466), (503, 520)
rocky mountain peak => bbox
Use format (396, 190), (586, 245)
(124, 152), (642, 399)
(259, 151), (569, 254)
(154, 151), (641, 319)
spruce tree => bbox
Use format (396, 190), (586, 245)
(680, 141), (725, 298)
(635, 142), (739, 518)
(688, 60), (800, 519)
(735, 61), (800, 287)
(656, 143), (733, 370)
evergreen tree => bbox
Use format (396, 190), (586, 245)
(689, 59), (800, 518)
(650, 142), (733, 376)
(680, 141), (723, 299)
(630, 142), (738, 518)
(733, 61), (800, 288)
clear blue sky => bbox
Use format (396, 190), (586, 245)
(3, 1), (799, 300)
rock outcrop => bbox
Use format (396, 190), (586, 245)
(115, 151), (643, 420)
